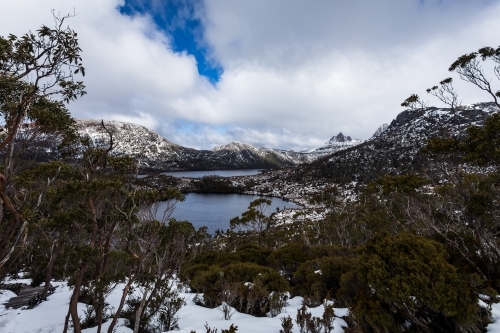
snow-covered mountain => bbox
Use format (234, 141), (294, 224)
(371, 123), (388, 138)
(76, 119), (182, 158)
(19, 103), (498, 175)
(213, 141), (312, 165)
(306, 132), (363, 158)
(72, 120), (363, 171)
(289, 102), (500, 185)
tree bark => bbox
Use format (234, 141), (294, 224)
(69, 262), (89, 333)
(0, 173), (26, 265)
(41, 238), (59, 300)
(107, 276), (136, 333)
(134, 286), (150, 333)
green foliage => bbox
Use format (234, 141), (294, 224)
(221, 324), (238, 333)
(188, 262), (288, 316)
(296, 304), (311, 333)
(448, 45), (500, 108)
(424, 112), (500, 167)
(401, 94), (426, 110)
(295, 304), (335, 333)
(268, 243), (352, 281)
(0, 14), (85, 102)
(184, 245), (272, 273)
(203, 323), (238, 333)
(192, 175), (244, 194)
(204, 322), (218, 333)
(230, 198), (273, 246)
(365, 174), (428, 195)
(462, 113), (500, 165)
(280, 315), (294, 333)
(339, 233), (482, 332)
(292, 256), (356, 306)
(122, 285), (185, 333)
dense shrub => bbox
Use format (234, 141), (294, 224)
(338, 232), (486, 332)
(292, 256), (357, 306)
(188, 262), (289, 316)
(268, 243), (353, 280)
(192, 175), (244, 194)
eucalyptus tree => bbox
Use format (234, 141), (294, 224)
(0, 13), (85, 268)
(403, 44), (500, 110)
(230, 198), (272, 247)
(449, 46), (500, 108)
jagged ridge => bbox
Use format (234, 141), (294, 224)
(287, 102), (499, 185)
(74, 120), (363, 171)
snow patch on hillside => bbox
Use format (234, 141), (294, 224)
(0, 279), (349, 333)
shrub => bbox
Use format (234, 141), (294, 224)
(188, 262), (289, 316)
(292, 256), (356, 306)
(338, 232), (484, 332)
(295, 304), (336, 333)
(268, 244), (348, 280)
(280, 315), (294, 333)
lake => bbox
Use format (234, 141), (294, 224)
(162, 169), (264, 178)
(156, 193), (301, 234)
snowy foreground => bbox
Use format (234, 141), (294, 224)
(0, 279), (348, 333)
(1, 279), (500, 333)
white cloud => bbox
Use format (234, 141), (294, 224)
(1, 0), (500, 151)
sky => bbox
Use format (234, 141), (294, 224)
(1, 0), (500, 151)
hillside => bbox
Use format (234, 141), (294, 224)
(74, 120), (362, 171)
(286, 102), (499, 185)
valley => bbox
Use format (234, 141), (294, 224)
(135, 102), (499, 231)
(3, 12), (500, 333)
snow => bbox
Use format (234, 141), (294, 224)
(4, 278), (498, 332)
(171, 295), (348, 333)
(489, 302), (500, 332)
(0, 279), (349, 333)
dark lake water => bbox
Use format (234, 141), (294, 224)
(162, 169), (264, 178)
(156, 193), (301, 234)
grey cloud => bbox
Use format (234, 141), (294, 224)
(1, 0), (499, 152)
(201, 0), (497, 69)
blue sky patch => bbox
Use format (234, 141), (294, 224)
(119, 0), (223, 83)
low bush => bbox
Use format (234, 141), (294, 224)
(338, 232), (487, 332)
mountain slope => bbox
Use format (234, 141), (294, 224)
(306, 133), (363, 158)
(287, 102), (499, 185)
(74, 120), (363, 171)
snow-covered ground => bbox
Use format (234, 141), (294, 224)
(1, 279), (500, 333)
(0, 280), (347, 333)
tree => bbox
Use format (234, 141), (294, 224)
(426, 77), (461, 112)
(423, 113), (500, 269)
(449, 46), (500, 109)
(0, 11), (85, 151)
(0, 13), (85, 268)
(403, 44), (500, 112)
(230, 198), (272, 246)
(400, 94), (427, 111)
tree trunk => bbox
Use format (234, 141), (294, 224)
(69, 262), (89, 333)
(62, 306), (72, 333)
(107, 276), (136, 333)
(96, 290), (104, 333)
(134, 286), (150, 333)
(0, 173), (26, 265)
(41, 239), (59, 300)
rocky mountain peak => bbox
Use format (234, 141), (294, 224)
(327, 132), (353, 143)
(372, 124), (389, 138)
(213, 141), (251, 152)
(294, 102), (500, 186)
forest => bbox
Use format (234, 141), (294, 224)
(1, 15), (500, 333)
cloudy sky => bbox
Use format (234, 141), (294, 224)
(1, 0), (499, 151)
